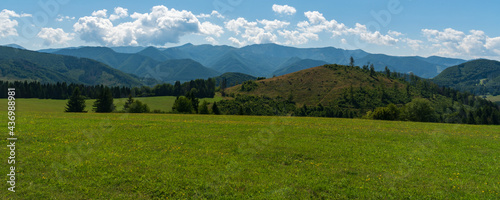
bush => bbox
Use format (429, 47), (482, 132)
(240, 81), (258, 92)
(369, 104), (400, 120)
(128, 100), (150, 113)
(172, 96), (193, 113)
(403, 98), (436, 122)
(199, 100), (209, 114)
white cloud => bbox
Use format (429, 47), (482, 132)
(278, 30), (317, 45)
(225, 18), (278, 44)
(422, 28), (500, 59)
(37, 28), (74, 46)
(388, 30), (403, 37)
(304, 11), (326, 24)
(225, 17), (257, 35)
(200, 21), (224, 37)
(56, 15), (75, 22)
(92, 9), (108, 18)
(229, 37), (246, 47)
(404, 38), (423, 51)
(211, 11), (224, 19)
(258, 19), (290, 31)
(0, 9), (30, 38)
(297, 11), (398, 46)
(205, 36), (218, 45)
(346, 23), (399, 46)
(109, 7), (128, 21)
(485, 37), (500, 50)
(74, 5), (222, 46)
(197, 10), (224, 19)
(272, 4), (296, 16)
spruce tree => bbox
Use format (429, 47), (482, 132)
(123, 94), (134, 111)
(93, 87), (115, 113)
(212, 102), (220, 115)
(65, 87), (86, 112)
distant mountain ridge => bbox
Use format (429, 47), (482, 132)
(53, 47), (221, 83)
(432, 59), (500, 95)
(0, 46), (142, 86)
(39, 43), (468, 80)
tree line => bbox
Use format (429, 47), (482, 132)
(0, 78), (216, 99)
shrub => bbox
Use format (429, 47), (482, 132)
(172, 96), (193, 113)
(128, 100), (150, 113)
(403, 98), (436, 122)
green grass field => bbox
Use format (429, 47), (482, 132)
(10, 96), (222, 113)
(1, 98), (500, 199)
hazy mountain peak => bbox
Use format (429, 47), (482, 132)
(2, 44), (26, 50)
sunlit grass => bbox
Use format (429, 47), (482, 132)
(0, 98), (499, 199)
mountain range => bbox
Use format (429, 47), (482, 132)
(0, 46), (142, 86)
(432, 59), (500, 95)
(41, 43), (467, 80)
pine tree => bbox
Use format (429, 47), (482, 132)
(221, 78), (228, 97)
(93, 87), (115, 113)
(370, 64), (376, 76)
(65, 87), (86, 112)
(123, 95), (134, 111)
(212, 102), (220, 115)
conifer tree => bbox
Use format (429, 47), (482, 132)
(123, 94), (134, 111)
(93, 87), (115, 113)
(65, 87), (86, 112)
(212, 102), (220, 115)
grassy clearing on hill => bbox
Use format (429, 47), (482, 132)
(486, 95), (500, 103)
(1, 98), (500, 199)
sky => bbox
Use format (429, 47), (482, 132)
(1, 0), (499, 61)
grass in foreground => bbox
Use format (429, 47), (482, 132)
(1, 98), (500, 199)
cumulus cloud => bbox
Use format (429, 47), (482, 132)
(259, 19), (290, 31)
(272, 4), (296, 15)
(422, 28), (500, 58)
(73, 5), (224, 46)
(109, 7), (128, 21)
(56, 15), (75, 22)
(0, 9), (31, 38)
(296, 11), (398, 46)
(37, 28), (74, 46)
(197, 10), (224, 19)
(278, 30), (318, 45)
(404, 38), (423, 51)
(200, 21), (224, 37)
(229, 37), (246, 47)
(346, 23), (399, 46)
(205, 36), (218, 45)
(225, 17), (278, 44)
(388, 30), (403, 37)
(92, 9), (108, 18)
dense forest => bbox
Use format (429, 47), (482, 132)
(432, 59), (500, 95)
(0, 78), (216, 99)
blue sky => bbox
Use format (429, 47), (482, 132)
(1, 0), (499, 60)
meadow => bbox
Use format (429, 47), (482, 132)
(486, 95), (500, 104)
(8, 96), (222, 113)
(1, 98), (500, 199)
